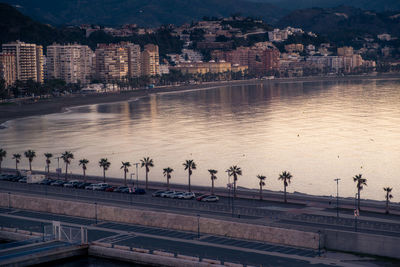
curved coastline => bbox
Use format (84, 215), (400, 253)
(0, 73), (399, 126)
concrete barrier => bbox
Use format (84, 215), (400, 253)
(224, 262), (243, 267)
(90, 245), (225, 267)
(132, 247), (150, 253)
(0, 193), (320, 249)
(202, 258), (221, 264)
(153, 250), (175, 258)
(177, 254), (199, 261)
(324, 229), (400, 259)
(114, 245), (130, 251)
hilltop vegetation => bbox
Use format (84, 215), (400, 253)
(2, 0), (287, 27)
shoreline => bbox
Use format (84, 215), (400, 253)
(1, 73), (399, 125)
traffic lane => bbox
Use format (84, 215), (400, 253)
(278, 219), (400, 237)
(115, 235), (329, 267)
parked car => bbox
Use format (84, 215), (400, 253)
(12, 175), (24, 182)
(132, 188), (146, 195)
(40, 179), (54, 185)
(18, 177), (27, 183)
(160, 191), (176, 198)
(105, 186), (117, 192)
(63, 180), (80, 188)
(85, 184), (97, 190)
(201, 195), (219, 202)
(51, 180), (66, 186)
(94, 183), (109, 191)
(77, 182), (92, 189)
(170, 192), (185, 198)
(152, 190), (166, 197)
(179, 192), (196, 199)
(196, 194), (210, 201)
(114, 186), (129, 193)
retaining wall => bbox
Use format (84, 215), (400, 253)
(324, 229), (400, 259)
(0, 193), (319, 249)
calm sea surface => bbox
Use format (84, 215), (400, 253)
(1, 78), (400, 201)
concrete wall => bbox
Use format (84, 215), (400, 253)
(324, 229), (400, 259)
(0, 193), (319, 249)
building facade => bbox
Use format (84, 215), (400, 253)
(0, 53), (16, 87)
(2, 41), (44, 83)
(141, 44), (159, 76)
(95, 43), (129, 82)
(46, 44), (94, 84)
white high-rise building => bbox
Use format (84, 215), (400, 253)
(2, 41), (44, 83)
(46, 44), (94, 84)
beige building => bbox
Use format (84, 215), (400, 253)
(337, 46), (354, 57)
(47, 44), (94, 84)
(173, 61), (232, 74)
(95, 43), (129, 82)
(141, 44), (159, 76)
(125, 43), (141, 78)
(285, 43), (304, 53)
(2, 41), (44, 83)
(0, 53), (16, 87)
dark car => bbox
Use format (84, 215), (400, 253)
(77, 182), (92, 189)
(12, 176), (25, 182)
(132, 188), (146, 195)
(51, 180), (66, 186)
(114, 186), (129, 193)
(40, 179), (54, 185)
(18, 177), (27, 183)
(152, 190), (166, 197)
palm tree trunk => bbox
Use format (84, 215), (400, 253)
(29, 161), (32, 171)
(83, 169), (86, 183)
(386, 195), (389, 214)
(233, 180), (236, 198)
(211, 179), (214, 195)
(0, 161), (2, 173)
(65, 164), (68, 181)
(167, 178), (169, 190)
(103, 169), (106, 183)
(15, 160), (18, 171)
(358, 188), (361, 211)
(188, 170), (191, 192)
(145, 171), (148, 189)
(47, 164), (50, 174)
(124, 170), (127, 186)
(259, 184), (262, 200)
(284, 184), (287, 203)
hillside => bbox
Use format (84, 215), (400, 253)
(251, 0), (400, 12)
(276, 6), (400, 44)
(2, 0), (287, 27)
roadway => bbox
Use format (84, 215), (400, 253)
(1, 180), (400, 238)
(0, 207), (387, 267)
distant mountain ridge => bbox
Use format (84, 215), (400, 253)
(1, 0), (287, 27)
(250, 0), (400, 12)
(276, 6), (400, 42)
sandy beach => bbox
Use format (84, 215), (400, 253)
(1, 73), (399, 125)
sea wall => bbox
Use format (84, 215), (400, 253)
(0, 193), (319, 249)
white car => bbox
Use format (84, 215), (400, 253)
(170, 192), (185, 198)
(178, 192), (196, 199)
(201, 195), (219, 202)
(160, 191), (175, 197)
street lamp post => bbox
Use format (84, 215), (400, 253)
(334, 178), (341, 218)
(130, 173), (135, 187)
(354, 193), (358, 232)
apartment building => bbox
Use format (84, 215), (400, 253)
(125, 43), (141, 78)
(141, 44), (159, 76)
(95, 43), (129, 81)
(47, 44), (94, 84)
(0, 53), (16, 87)
(1, 41), (44, 83)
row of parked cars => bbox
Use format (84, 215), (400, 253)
(152, 190), (219, 202)
(0, 173), (27, 182)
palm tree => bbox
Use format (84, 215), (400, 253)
(0, 148), (6, 173)
(44, 153), (53, 174)
(79, 159), (89, 183)
(257, 175), (266, 200)
(140, 157), (154, 190)
(226, 165), (242, 198)
(208, 169), (218, 195)
(99, 158), (111, 183)
(121, 161), (131, 186)
(61, 151), (74, 180)
(163, 167), (174, 190)
(183, 160), (196, 192)
(13, 153), (21, 171)
(353, 174), (367, 211)
(278, 171), (293, 203)
(24, 150), (36, 171)
(383, 187), (393, 214)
